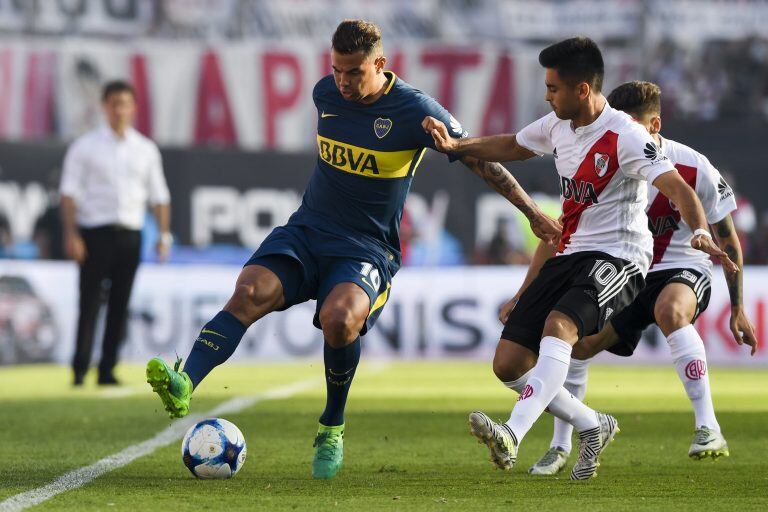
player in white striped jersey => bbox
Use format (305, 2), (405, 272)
(425, 39), (737, 480)
(530, 81), (758, 476)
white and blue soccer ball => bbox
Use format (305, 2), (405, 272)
(181, 418), (247, 479)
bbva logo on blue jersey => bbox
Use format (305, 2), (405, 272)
(318, 138), (380, 174)
(374, 118), (392, 139)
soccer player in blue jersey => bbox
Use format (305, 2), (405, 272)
(146, 19), (560, 480)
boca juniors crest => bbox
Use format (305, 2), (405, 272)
(594, 152), (610, 177)
(374, 118), (392, 139)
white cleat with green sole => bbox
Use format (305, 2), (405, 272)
(689, 427), (729, 460)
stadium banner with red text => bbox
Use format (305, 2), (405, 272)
(0, 260), (764, 366)
(0, 39), (640, 149)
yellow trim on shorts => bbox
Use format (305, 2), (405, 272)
(368, 282), (392, 318)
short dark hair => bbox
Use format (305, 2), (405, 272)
(607, 81), (661, 118)
(332, 19), (382, 56)
(538, 37), (604, 92)
(101, 80), (135, 102)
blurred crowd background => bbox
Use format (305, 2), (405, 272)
(1, 0), (767, 267)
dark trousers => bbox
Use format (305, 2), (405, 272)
(72, 226), (141, 378)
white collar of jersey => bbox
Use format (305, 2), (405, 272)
(571, 102), (611, 135)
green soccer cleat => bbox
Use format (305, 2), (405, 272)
(312, 424), (344, 479)
(146, 357), (193, 419)
(689, 427), (730, 460)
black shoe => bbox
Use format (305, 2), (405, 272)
(73, 371), (85, 387)
(97, 374), (120, 386)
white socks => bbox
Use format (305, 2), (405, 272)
(499, 324), (718, 449)
(550, 357), (592, 452)
(504, 369), (597, 436)
(503, 369), (533, 396)
(503, 337), (598, 443)
(667, 325), (720, 431)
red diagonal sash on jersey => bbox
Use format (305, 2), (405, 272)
(558, 131), (620, 252)
(647, 163), (697, 266)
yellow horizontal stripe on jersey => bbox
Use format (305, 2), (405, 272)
(317, 135), (422, 179)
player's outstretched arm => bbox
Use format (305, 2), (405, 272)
(499, 240), (557, 324)
(653, 171), (738, 273)
(422, 116), (535, 162)
(713, 214), (758, 355)
(459, 155), (561, 245)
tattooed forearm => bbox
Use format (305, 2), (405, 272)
(459, 155), (561, 242)
(462, 156), (536, 217)
(724, 243), (742, 305)
(476, 160), (521, 201)
(713, 215), (743, 306)
(716, 221), (732, 238)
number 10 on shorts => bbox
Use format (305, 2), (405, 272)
(360, 262), (381, 291)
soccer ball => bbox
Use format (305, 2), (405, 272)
(181, 418), (247, 479)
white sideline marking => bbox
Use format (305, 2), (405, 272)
(0, 361), (390, 512)
(0, 378), (320, 512)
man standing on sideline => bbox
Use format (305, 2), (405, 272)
(60, 80), (171, 386)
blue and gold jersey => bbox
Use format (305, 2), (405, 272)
(288, 71), (465, 269)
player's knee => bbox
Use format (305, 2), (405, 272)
(492, 360), (514, 382)
(492, 354), (526, 382)
(227, 282), (280, 323)
(654, 301), (691, 335)
(320, 307), (362, 347)
(542, 311), (579, 342)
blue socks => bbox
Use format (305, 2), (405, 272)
(183, 311), (360, 426)
(319, 338), (361, 427)
(183, 310), (247, 388)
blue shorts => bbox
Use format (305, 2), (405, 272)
(245, 224), (394, 336)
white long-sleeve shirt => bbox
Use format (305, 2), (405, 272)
(60, 126), (170, 230)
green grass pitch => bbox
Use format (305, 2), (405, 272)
(0, 362), (766, 511)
